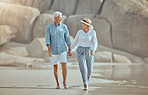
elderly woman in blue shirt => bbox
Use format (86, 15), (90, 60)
(46, 11), (71, 89)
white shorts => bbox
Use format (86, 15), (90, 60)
(50, 52), (67, 65)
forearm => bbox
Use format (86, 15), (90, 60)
(47, 44), (51, 51)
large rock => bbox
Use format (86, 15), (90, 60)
(66, 14), (112, 47)
(26, 38), (48, 58)
(113, 54), (132, 63)
(76, 0), (101, 15)
(50, 0), (78, 16)
(0, 41), (29, 57)
(144, 58), (148, 64)
(100, 0), (148, 57)
(95, 51), (113, 62)
(27, 0), (52, 13)
(92, 18), (112, 47)
(43, 10), (55, 14)
(0, 52), (44, 66)
(99, 45), (145, 64)
(33, 13), (67, 38)
(0, 0), (52, 12)
(0, 3), (40, 43)
(0, 26), (17, 45)
(3, 47), (29, 57)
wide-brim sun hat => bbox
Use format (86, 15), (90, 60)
(80, 17), (93, 30)
(80, 17), (92, 26)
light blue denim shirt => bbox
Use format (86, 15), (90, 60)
(46, 23), (71, 55)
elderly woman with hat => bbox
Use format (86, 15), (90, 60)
(70, 17), (98, 90)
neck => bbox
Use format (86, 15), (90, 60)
(83, 29), (89, 33)
(54, 21), (60, 26)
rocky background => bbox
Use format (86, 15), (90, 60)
(0, 0), (148, 67)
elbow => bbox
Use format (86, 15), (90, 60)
(46, 42), (50, 46)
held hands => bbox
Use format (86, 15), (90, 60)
(67, 49), (72, 56)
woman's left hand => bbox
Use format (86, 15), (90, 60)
(91, 50), (95, 55)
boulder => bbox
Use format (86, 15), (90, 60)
(26, 38), (48, 58)
(0, 52), (44, 66)
(33, 13), (67, 38)
(0, 41), (29, 57)
(0, 3), (40, 43)
(95, 51), (113, 62)
(99, 45), (145, 64)
(76, 0), (101, 15)
(43, 10), (55, 14)
(3, 47), (29, 57)
(144, 58), (148, 63)
(50, 0), (78, 16)
(100, 0), (148, 57)
(0, 26), (17, 45)
(113, 54), (132, 63)
(92, 18), (112, 47)
(0, 0), (52, 12)
(0, 41), (28, 50)
(27, 0), (52, 13)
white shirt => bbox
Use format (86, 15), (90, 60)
(71, 30), (98, 51)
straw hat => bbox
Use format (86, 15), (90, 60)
(80, 17), (93, 30)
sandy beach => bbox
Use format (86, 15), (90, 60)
(0, 63), (148, 95)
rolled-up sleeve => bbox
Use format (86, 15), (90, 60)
(64, 26), (71, 46)
(46, 26), (51, 46)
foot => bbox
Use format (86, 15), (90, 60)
(63, 83), (69, 89)
(56, 85), (60, 89)
(83, 86), (88, 91)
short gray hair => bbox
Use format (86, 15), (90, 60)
(53, 11), (62, 17)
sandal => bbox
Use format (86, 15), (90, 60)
(83, 86), (88, 91)
(63, 83), (69, 89)
(56, 85), (60, 89)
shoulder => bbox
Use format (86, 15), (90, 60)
(61, 23), (68, 28)
(90, 30), (96, 33)
(47, 23), (54, 29)
(75, 30), (82, 35)
(77, 30), (83, 34)
(47, 25), (50, 29)
(90, 30), (96, 34)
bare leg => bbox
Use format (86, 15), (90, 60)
(84, 85), (88, 91)
(61, 63), (68, 89)
(53, 64), (60, 88)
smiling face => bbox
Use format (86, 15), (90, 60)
(54, 14), (62, 25)
(81, 23), (89, 31)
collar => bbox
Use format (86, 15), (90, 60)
(54, 22), (62, 26)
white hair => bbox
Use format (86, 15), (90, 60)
(53, 11), (62, 17)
